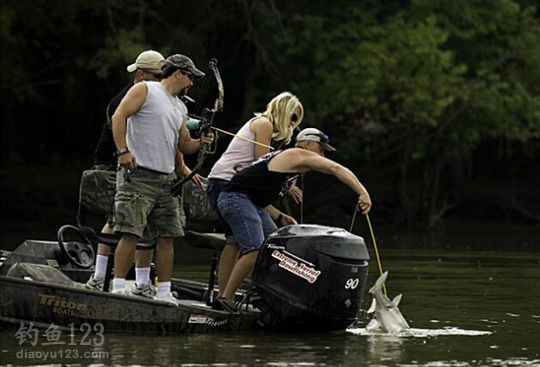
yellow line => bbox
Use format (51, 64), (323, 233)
(366, 213), (387, 296)
(349, 206), (358, 232)
(300, 174), (304, 224)
(211, 127), (274, 149)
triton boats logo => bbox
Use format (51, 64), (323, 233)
(38, 294), (87, 315)
(271, 250), (321, 283)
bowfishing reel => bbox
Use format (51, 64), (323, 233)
(185, 114), (209, 139)
(184, 107), (217, 153)
(170, 109), (218, 196)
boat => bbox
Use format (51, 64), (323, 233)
(0, 170), (370, 334)
(0, 224), (370, 334)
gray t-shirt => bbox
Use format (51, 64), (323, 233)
(126, 81), (187, 174)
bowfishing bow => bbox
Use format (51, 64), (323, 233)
(171, 58), (224, 196)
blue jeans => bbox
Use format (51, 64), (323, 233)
(206, 178), (234, 241)
(217, 191), (277, 253)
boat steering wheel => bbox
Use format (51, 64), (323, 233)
(57, 225), (95, 269)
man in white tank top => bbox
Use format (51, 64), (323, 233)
(111, 54), (213, 301)
(86, 50), (165, 296)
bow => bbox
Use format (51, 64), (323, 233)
(171, 58), (224, 195)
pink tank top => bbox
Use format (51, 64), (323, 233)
(209, 119), (258, 181)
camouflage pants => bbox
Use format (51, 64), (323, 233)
(114, 167), (185, 239)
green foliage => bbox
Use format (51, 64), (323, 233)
(92, 28), (149, 79)
(265, 1), (540, 225)
(2, 0), (539, 227)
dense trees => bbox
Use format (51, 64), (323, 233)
(1, 0), (539, 228)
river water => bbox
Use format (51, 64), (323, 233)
(1, 224), (539, 366)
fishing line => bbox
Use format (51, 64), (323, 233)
(349, 206), (358, 233)
(350, 207), (387, 296)
(300, 174), (304, 224)
(210, 126), (274, 149)
(366, 213), (387, 296)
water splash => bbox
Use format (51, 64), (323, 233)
(347, 326), (492, 337)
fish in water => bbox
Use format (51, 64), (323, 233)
(366, 271), (410, 333)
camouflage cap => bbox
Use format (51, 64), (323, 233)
(296, 127), (336, 152)
(164, 54), (205, 79)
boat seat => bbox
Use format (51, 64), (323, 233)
(72, 225), (155, 292)
(78, 225), (155, 250)
(184, 231), (225, 251)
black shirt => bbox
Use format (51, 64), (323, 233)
(223, 151), (299, 207)
(93, 82), (134, 167)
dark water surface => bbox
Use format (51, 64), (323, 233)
(1, 226), (539, 366)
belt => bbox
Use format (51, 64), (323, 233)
(136, 166), (172, 175)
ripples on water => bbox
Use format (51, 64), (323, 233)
(1, 245), (539, 367)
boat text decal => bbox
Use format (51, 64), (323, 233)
(271, 250), (321, 283)
(38, 294), (87, 315)
(188, 314), (229, 327)
(267, 243), (285, 250)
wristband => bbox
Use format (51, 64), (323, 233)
(276, 213), (283, 223)
(115, 148), (129, 157)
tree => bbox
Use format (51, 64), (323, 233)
(264, 1), (540, 226)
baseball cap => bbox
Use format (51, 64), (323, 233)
(296, 127), (336, 152)
(164, 54), (205, 79)
(126, 50), (165, 72)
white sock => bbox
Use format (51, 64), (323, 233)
(157, 281), (171, 298)
(135, 267), (151, 287)
(112, 278), (126, 293)
(94, 255), (108, 279)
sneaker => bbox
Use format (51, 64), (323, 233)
(111, 288), (129, 295)
(212, 297), (239, 313)
(131, 281), (157, 298)
(154, 292), (178, 305)
(85, 274), (104, 291)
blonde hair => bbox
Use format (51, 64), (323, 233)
(255, 91), (304, 144)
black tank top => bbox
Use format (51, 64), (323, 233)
(223, 151), (299, 207)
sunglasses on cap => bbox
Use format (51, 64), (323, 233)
(306, 132), (330, 143)
(140, 68), (163, 79)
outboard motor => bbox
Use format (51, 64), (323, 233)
(252, 224), (370, 331)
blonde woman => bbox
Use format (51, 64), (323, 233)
(207, 91), (304, 303)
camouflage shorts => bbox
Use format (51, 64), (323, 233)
(114, 167), (185, 239)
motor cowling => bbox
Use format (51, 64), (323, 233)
(252, 224), (370, 331)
